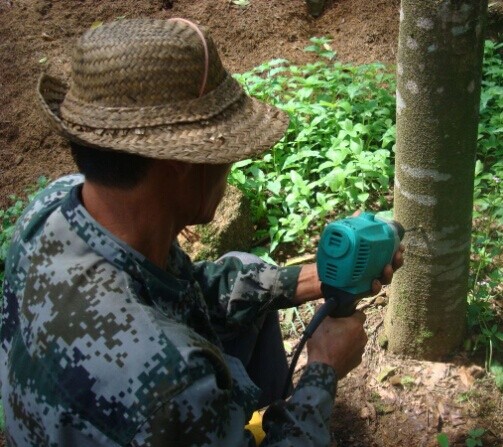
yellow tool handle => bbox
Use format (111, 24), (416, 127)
(245, 410), (266, 445)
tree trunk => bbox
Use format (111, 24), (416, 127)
(385, 0), (487, 359)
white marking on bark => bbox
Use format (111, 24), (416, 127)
(427, 44), (438, 53)
(418, 63), (425, 72)
(401, 164), (451, 181)
(407, 227), (471, 257)
(395, 178), (437, 206)
(397, 63), (403, 76)
(416, 18), (434, 30)
(406, 80), (419, 94)
(400, 7), (404, 22)
(406, 37), (419, 50)
(467, 80), (475, 93)
(452, 25), (469, 36)
(436, 86), (444, 94)
(396, 90), (406, 114)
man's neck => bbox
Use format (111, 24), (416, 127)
(81, 180), (184, 270)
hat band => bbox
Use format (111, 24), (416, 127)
(59, 74), (243, 130)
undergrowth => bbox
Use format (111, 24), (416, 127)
(231, 38), (503, 377)
(0, 177), (48, 296)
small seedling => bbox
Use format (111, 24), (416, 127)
(437, 433), (449, 447)
(231, 0), (250, 7)
(466, 428), (485, 447)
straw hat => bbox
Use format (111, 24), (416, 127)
(37, 18), (289, 163)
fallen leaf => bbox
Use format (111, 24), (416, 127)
(468, 365), (485, 379)
(375, 296), (387, 306)
(458, 366), (475, 388)
(378, 388), (397, 402)
(360, 406), (370, 419)
(41, 32), (54, 41)
(389, 375), (403, 387)
(424, 362), (449, 387)
(366, 403), (376, 420)
(284, 254), (315, 266)
(378, 366), (397, 382)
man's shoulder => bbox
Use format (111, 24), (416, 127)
(7, 174), (83, 256)
(16, 174), (83, 230)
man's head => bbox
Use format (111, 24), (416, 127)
(38, 18), (288, 166)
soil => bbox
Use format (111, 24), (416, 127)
(0, 1), (502, 446)
(0, 0), (400, 207)
(288, 292), (503, 447)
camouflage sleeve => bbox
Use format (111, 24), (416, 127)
(192, 256), (301, 328)
(261, 362), (337, 447)
(130, 362), (336, 447)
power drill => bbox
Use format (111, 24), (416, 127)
(282, 212), (404, 398)
(317, 212), (405, 317)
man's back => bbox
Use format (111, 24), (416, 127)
(0, 176), (257, 445)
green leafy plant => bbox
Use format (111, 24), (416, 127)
(437, 433), (450, 447)
(233, 39), (502, 371)
(0, 176), (48, 296)
(232, 40), (396, 253)
(304, 36), (337, 60)
(489, 362), (503, 391)
(467, 40), (503, 374)
(466, 428), (485, 447)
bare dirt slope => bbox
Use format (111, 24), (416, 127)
(0, 0), (400, 207)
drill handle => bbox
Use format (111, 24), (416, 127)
(321, 284), (368, 318)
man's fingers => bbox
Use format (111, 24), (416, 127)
(372, 279), (382, 294)
(392, 246), (405, 270)
(380, 264), (394, 285)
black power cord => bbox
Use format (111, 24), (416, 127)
(282, 298), (339, 399)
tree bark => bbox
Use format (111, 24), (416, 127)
(385, 0), (487, 359)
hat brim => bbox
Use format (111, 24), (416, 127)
(37, 74), (289, 164)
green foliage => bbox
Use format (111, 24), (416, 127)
(489, 362), (503, 391)
(437, 429), (487, 447)
(437, 433), (449, 447)
(232, 37), (396, 252)
(0, 177), (48, 296)
(467, 41), (503, 373)
(233, 39), (503, 371)
(466, 428), (485, 447)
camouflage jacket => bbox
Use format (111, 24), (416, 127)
(0, 175), (337, 446)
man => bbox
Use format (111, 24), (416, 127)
(0, 18), (402, 446)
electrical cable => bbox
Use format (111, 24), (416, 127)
(282, 298), (339, 399)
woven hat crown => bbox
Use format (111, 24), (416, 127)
(61, 19), (241, 130)
(37, 18), (288, 163)
(72, 20), (223, 105)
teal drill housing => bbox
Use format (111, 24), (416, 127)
(317, 212), (403, 296)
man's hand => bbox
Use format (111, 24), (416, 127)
(306, 311), (367, 378)
(370, 243), (405, 295)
